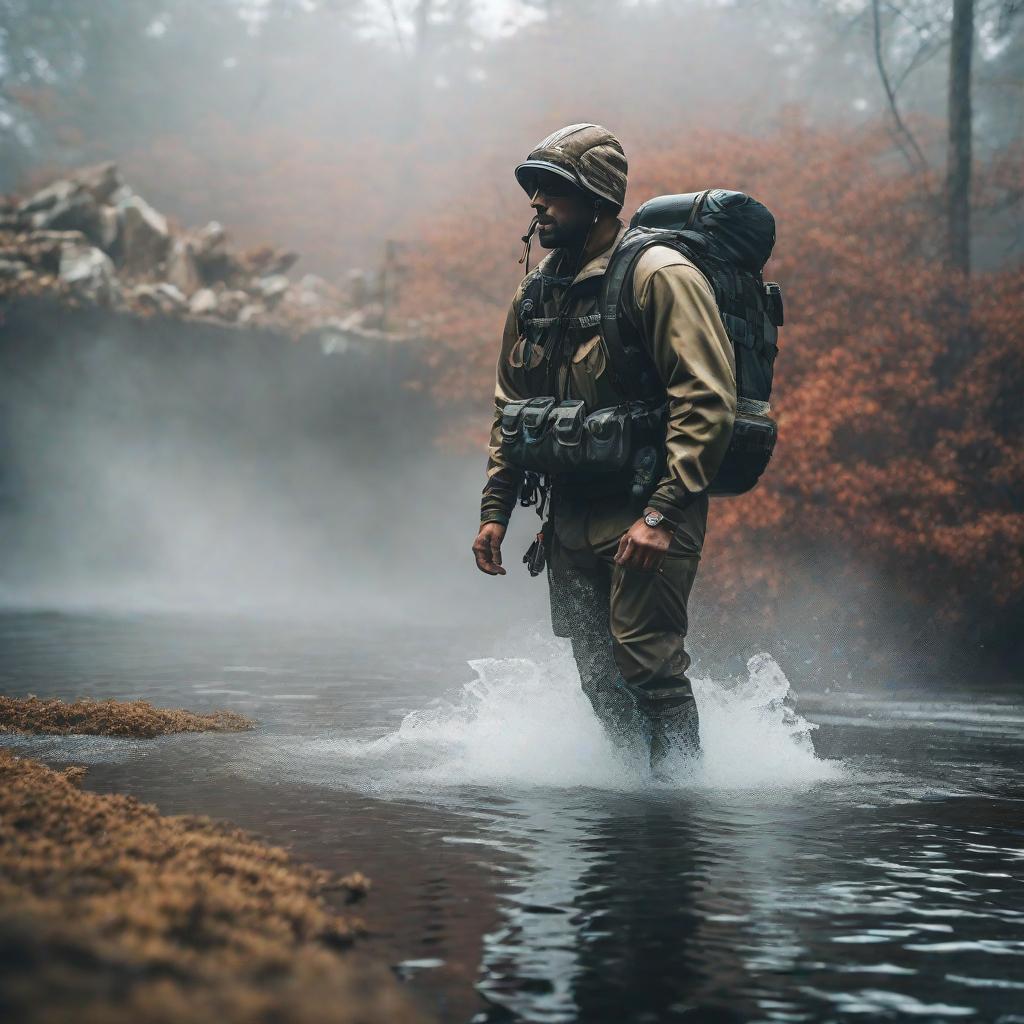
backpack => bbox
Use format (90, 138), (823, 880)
(599, 188), (783, 497)
(506, 188), (783, 498)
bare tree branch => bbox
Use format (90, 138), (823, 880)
(894, 35), (947, 91)
(872, 0), (930, 173)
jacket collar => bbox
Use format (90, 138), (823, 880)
(533, 219), (627, 289)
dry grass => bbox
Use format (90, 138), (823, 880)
(0, 695), (255, 738)
(0, 748), (428, 1023)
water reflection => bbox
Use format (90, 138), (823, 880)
(467, 790), (817, 1022)
(464, 783), (1024, 1022)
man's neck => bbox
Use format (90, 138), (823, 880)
(562, 217), (621, 271)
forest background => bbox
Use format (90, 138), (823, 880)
(2, 0), (1022, 679)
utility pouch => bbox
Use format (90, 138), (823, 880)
(551, 399), (586, 446)
(707, 400), (777, 497)
(522, 397), (557, 445)
(764, 282), (784, 327)
(502, 397), (555, 468)
(500, 399), (529, 444)
(501, 397), (667, 478)
(548, 399), (587, 471)
(583, 404), (632, 470)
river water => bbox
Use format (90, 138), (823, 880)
(2, 609), (1022, 1023)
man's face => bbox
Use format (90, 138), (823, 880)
(527, 170), (596, 249)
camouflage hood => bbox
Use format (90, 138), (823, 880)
(515, 123), (628, 210)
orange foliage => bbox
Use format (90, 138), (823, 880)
(400, 119), (1024, 643)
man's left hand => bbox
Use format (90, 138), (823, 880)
(613, 514), (673, 573)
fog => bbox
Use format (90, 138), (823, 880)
(1, 0), (1020, 678)
(0, 301), (938, 685)
(4, 1), (1020, 269)
(0, 303), (547, 633)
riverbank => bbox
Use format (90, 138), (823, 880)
(0, 694), (254, 738)
(0, 694), (428, 1022)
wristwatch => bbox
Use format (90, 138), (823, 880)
(643, 509), (666, 529)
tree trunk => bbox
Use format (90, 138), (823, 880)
(947, 0), (974, 274)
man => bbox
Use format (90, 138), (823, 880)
(471, 123), (736, 773)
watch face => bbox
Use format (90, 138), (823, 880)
(644, 512), (662, 527)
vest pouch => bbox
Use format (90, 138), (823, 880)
(521, 397), (557, 446)
(708, 407), (777, 497)
(500, 399), (531, 444)
(546, 399), (587, 471)
(584, 404), (632, 472)
(501, 396), (557, 472)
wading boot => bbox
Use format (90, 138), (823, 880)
(645, 695), (701, 779)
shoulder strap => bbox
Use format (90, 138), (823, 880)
(598, 230), (678, 401)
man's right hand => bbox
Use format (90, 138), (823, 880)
(473, 522), (507, 576)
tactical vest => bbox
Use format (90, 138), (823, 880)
(501, 189), (783, 498)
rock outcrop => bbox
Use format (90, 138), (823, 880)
(0, 162), (414, 343)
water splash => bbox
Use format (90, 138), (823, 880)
(363, 642), (635, 790)
(265, 639), (841, 795)
(691, 650), (842, 789)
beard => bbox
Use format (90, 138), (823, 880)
(536, 218), (588, 249)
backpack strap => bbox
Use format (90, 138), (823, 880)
(598, 230), (674, 401)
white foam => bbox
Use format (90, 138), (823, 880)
(243, 638), (842, 795)
(691, 651), (843, 789)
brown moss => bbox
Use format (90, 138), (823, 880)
(0, 749), (428, 1023)
(0, 695), (255, 738)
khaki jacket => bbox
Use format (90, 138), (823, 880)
(480, 220), (736, 526)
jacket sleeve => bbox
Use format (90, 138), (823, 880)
(480, 289), (527, 526)
(632, 256), (737, 521)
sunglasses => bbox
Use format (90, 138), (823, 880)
(528, 174), (582, 200)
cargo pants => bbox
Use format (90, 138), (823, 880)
(546, 486), (708, 748)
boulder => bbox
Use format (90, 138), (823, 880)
(19, 178), (77, 216)
(294, 273), (331, 308)
(254, 273), (290, 306)
(0, 258), (29, 279)
(58, 243), (118, 306)
(237, 304), (263, 326)
(166, 238), (202, 296)
(131, 282), (187, 315)
(97, 205), (120, 254)
(191, 221), (240, 284)
(31, 188), (103, 246)
(241, 245), (298, 278)
(14, 231), (93, 276)
(188, 287), (218, 316)
(216, 289), (249, 321)
(24, 230), (88, 245)
(265, 249), (298, 276)
(71, 162), (122, 204)
(107, 184), (134, 207)
(118, 195), (170, 274)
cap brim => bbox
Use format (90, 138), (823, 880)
(514, 160), (581, 196)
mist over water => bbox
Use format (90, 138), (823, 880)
(0, 306), (548, 628)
